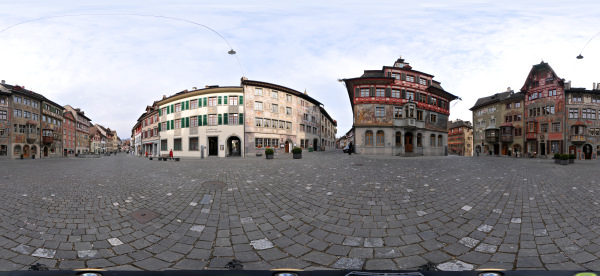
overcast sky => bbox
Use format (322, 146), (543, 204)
(1, 1), (600, 138)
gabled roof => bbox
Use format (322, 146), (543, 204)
(520, 61), (563, 93)
(469, 91), (512, 111)
(1, 83), (63, 109)
(448, 120), (472, 129)
(241, 79), (323, 107)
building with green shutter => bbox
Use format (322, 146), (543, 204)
(157, 86), (245, 158)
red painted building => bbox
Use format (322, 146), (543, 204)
(63, 110), (76, 156)
(521, 62), (566, 155)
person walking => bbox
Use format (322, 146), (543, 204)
(348, 141), (353, 155)
(169, 149), (174, 159)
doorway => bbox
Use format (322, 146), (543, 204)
(502, 144), (508, 155)
(285, 141), (290, 153)
(583, 144), (592, 159)
(44, 146), (49, 157)
(405, 132), (413, 153)
(313, 139), (318, 151)
(23, 145), (30, 158)
(208, 137), (218, 156)
(493, 144), (499, 155)
(227, 136), (241, 157)
(540, 142), (546, 156)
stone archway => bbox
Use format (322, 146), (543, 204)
(227, 136), (241, 157)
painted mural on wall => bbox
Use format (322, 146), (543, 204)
(355, 104), (392, 125)
(425, 112), (448, 132)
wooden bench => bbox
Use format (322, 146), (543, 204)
(158, 154), (179, 161)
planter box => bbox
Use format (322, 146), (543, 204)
(560, 160), (568, 165)
(266, 154), (273, 159)
(293, 153), (302, 159)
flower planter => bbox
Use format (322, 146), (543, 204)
(560, 159), (568, 165)
(266, 154), (273, 159)
(293, 153), (302, 159)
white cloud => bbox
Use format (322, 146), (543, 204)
(1, 1), (600, 136)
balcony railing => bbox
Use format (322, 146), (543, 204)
(571, 135), (586, 144)
(26, 134), (38, 143)
(42, 136), (53, 144)
(500, 134), (514, 143)
(526, 133), (537, 140)
(485, 136), (499, 143)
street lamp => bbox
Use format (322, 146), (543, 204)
(576, 30), (600, 59)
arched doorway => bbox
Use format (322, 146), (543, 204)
(43, 146), (49, 157)
(31, 146), (37, 157)
(227, 136), (241, 157)
(313, 139), (318, 151)
(285, 141), (290, 153)
(405, 132), (413, 153)
(23, 145), (30, 158)
(583, 144), (592, 159)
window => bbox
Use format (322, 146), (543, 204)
(438, 135), (443, 147)
(391, 73), (400, 80)
(208, 115), (217, 126)
(208, 97), (217, 107)
(189, 137), (198, 151)
(229, 113), (238, 125)
(406, 91), (414, 100)
(430, 134), (435, 146)
(514, 115), (521, 121)
(286, 122), (292, 130)
(569, 108), (579, 119)
(365, 131), (373, 146)
(255, 138), (263, 148)
(430, 114), (437, 123)
(391, 89), (400, 98)
(490, 118), (495, 126)
(230, 96), (238, 105)
(161, 107), (167, 115)
(190, 116), (198, 127)
(593, 97), (600, 103)
(271, 91), (278, 99)
(271, 104), (278, 113)
(417, 133), (422, 147)
(541, 123), (548, 133)
(395, 132), (402, 146)
(286, 107), (292, 115)
(264, 119), (271, 128)
(375, 107), (385, 117)
(255, 117), (263, 127)
(255, 88), (262, 96)
(419, 78), (427, 85)
(394, 106), (402, 118)
(175, 119), (181, 129)
(548, 90), (557, 97)
(360, 88), (369, 97)
(0, 110), (6, 120)
(505, 116), (512, 122)
(255, 101), (263, 110)
(573, 95), (582, 102)
(175, 103), (182, 112)
(161, 122), (167, 131)
(272, 120), (277, 128)
(376, 131), (384, 146)
(375, 88), (385, 97)
(416, 110), (423, 120)
(406, 75), (415, 82)
(515, 102), (521, 108)
(279, 120), (285, 129)
(506, 103), (512, 109)
(174, 138), (182, 151)
(190, 100), (198, 109)
(286, 94), (292, 102)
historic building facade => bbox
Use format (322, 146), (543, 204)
(471, 91), (509, 156)
(40, 99), (64, 158)
(565, 85), (600, 159)
(64, 105), (91, 154)
(0, 83), (10, 157)
(63, 111), (76, 156)
(343, 57), (458, 156)
(498, 91), (525, 156)
(447, 119), (473, 156)
(521, 62), (566, 156)
(140, 103), (159, 157)
(158, 86), (245, 158)
(242, 79), (330, 156)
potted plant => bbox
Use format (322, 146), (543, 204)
(569, 154), (576, 164)
(292, 147), (302, 159)
(308, 147), (314, 152)
(554, 153), (560, 164)
(265, 148), (274, 159)
(560, 154), (569, 165)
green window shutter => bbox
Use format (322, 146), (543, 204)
(198, 115), (202, 126)
(239, 113), (244, 125)
(198, 98), (203, 107)
(203, 114), (207, 126)
(167, 121), (170, 130)
(203, 97), (207, 107)
(239, 96), (243, 105)
(186, 101), (190, 110)
(171, 120), (174, 129)
(224, 96), (228, 105)
(185, 117), (189, 128)
(158, 124), (161, 131)
(159, 109), (162, 116)
(218, 96), (222, 105)
(218, 114), (222, 125)
(171, 104), (174, 113)
(224, 113), (228, 125)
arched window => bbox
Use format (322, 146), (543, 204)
(365, 130), (373, 146)
(438, 135), (443, 147)
(395, 132), (402, 146)
(376, 131), (385, 146)
(430, 134), (435, 146)
(417, 133), (423, 147)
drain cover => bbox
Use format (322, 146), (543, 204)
(203, 181), (226, 189)
(129, 209), (159, 224)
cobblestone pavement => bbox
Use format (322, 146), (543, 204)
(0, 152), (599, 271)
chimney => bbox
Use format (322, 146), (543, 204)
(162, 95), (166, 100)
(192, 87), (197, 90)
(597, 83), (600, 90)
(1, 80), (4, 84)
(594, 83), (597, 90)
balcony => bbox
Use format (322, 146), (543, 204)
(393, 118), (423, 129)
(26, 134), (38, 144)
(526, 133), (537, 140)
(571, 135), (586, 144)
(42, 136), (53, 144)
(485, 136), (499, 143)
(500, 134), (514, 143)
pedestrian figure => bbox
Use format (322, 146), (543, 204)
(348, 141), (353, 155)
(169, 149), (174, 159)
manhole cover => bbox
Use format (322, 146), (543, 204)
(129, 209), (159, 224)
(203, 181), (226, 189)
